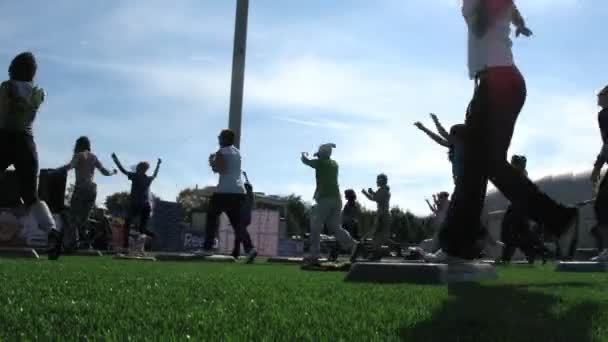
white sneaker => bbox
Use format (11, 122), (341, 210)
(482, 241), (505, 261)
(194, 249), (214, 257)
(423, 249), (469, 264)
(591, 249), (608, 262)
(302, 256), (322, 267)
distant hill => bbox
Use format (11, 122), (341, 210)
(483, 169), (600, 248)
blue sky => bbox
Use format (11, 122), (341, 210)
(1, 0), (607, 215)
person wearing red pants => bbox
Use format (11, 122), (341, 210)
(429, 0), (579, 263)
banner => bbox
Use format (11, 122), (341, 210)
(0, 208), (62, 247)
(218, 209), (280, 256)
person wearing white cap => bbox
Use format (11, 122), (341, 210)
(300, 143), (358, 266)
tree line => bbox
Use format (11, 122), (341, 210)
(100, 187), (435, 244)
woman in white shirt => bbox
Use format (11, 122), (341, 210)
(201, 129), (257, 263)
(432, 0), (579, 262)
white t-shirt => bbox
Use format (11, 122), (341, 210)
(215, 145), (246, 194)
(462, 0), (515, 79)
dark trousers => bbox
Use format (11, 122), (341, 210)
(0, 131), (38, 207)
(203, 193), (254, 252)
(343, 221), (360, 240)
(592, 174), (608, 250)
(68, 183), (97, 248)
(122, 203), (152, 248)
(232, 215), (252, 257)
(439, 66), (571, 259)
(501, 205), (543, 262)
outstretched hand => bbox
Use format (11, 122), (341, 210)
(157, 158), (162, 165)
(516, 26), (533, 38)
(429, 113), (438, 122)
(111, 153), (118, 160)
(414, 122), (424, 130)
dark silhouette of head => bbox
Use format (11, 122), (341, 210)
(377, 173), (388, 187)
(136, 161), (150, 174)
(344, 189), (356, 201)
(74, 136), (91, 154)
(9, 52), (37, 82)
(219, 129), (236, 147)
(450, 124), (466, 141)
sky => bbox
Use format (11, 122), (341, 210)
(1, 0), (607, 215)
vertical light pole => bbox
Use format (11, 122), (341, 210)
(228, 0), (249, 149)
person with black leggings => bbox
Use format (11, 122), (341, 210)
(111, 153), (161, 250)
(202, 129), (257, 263)
(0, 52), (62, 260)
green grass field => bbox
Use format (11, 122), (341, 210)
(1, 257), (608, 341)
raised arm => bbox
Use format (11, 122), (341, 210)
(414, 122), (450, 147)
(56, 154), (78, 173)
(151, 158), (162, 179)
(426, 199), (437, 213)
(111, 153), (129, 176)
(300, 152), (318, 169)
(361, 188), (374, 201)
(430, 113), (450, 140)
(94, 156), (117, 177)
(512, 4), (532, 37)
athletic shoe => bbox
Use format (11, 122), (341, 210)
(423, 249), (469, 264)
(246, 248), (257, 264)
(556, 208), (580, 260)
(591, 249), (608, 262)
(194, 249), (214, 257)
(302, 256), (322, 268)
(47, 229), (63, 261)
(482, 240), (504, 262)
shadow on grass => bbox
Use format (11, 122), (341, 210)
(401, 282), (603, 342)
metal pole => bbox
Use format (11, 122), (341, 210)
(228, 0), (249, 149)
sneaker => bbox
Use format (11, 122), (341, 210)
(556, 208), (579, 260)
(591, 249), (608, 262)
(47, 229), (63, 261)
(302, 256), (322, 267)
(246, 248), (257, 264)
(423, 249), (469, 264)
(194, 249), (214, 257)
(482, 240), (504, 262)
